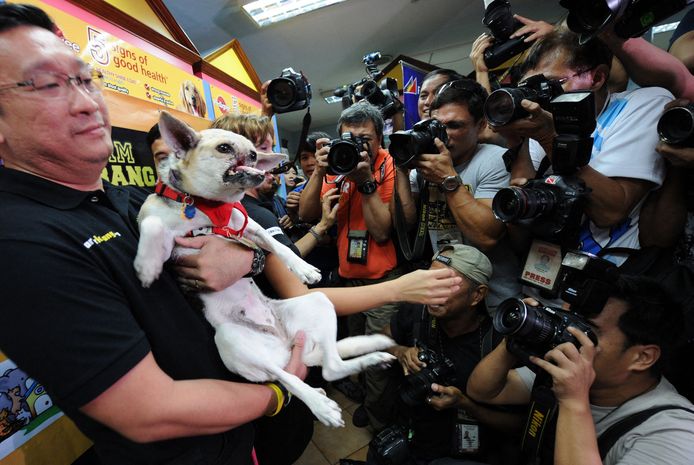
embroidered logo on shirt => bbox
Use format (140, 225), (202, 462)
(83, 231), (122, 249)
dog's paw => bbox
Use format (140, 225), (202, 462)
(311, 397), (344, 428)
(288, 260), (322, 284)
(133, 255), (163, 288)
(362, 352), (397, 371)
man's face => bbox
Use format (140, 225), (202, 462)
(299, 150), (316, 178)
(0, 26), (112, 176)
(432, 103), (482, 165)
(150, 138), (171, 169)
(521, 52), (596, 93)
(339, 120), (381, 161)
(426, 259), (480, 320)
(418, 74), (449, 120)
(587, 298), (641, 390)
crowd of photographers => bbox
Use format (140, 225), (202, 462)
(252, 2), (694, 464)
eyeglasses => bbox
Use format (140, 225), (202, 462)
(553, 68), (594, 86)
(0, 69), (104, 99)
(436, 79), (480, 97)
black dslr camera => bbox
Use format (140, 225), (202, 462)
(367, 425), (416, 465)
(484, 74), (564, 127)
(399, 346), (457, 407)
(493, 298), (597, 363)
(482, 0), (534, 69)
(334, 51), (404, 120)
(326, 132), (368, 175)
(658, 104), (694, 147)
(560, 0), (693, 43)
(389, 119), (449, 169)
(267, 68), (311, 113)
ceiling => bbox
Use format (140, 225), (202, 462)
(163, 0), (569, 138)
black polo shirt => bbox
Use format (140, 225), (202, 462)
(0, 167), (253, 465)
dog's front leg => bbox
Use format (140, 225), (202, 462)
(134, 216), (176, 287)
(243, 220), (321, 284)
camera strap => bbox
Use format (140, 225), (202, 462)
(393, 174), (430, 262)
(294, 108), (312, 161)
(521, 372), (558, 465)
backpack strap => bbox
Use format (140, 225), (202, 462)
(598, 405), (694, 459)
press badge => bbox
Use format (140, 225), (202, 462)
(347, 230), (368, 264)
(453, 409), (480, 455)
(521, 239), (563, 291)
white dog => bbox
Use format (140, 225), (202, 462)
(133, 112), (395, 427)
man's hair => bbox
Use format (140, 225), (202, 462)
(519, 29), (613, 80)
(146, 123), (161, 149)
(337, 101), (384, 141)
(0, 3), (55, 33)
(610, 275), (685, 376)
(303, 131), (331, 154)
(422, 68), (465, 86)
(430, 78), (489, 122)
(211, 114), (274, 147)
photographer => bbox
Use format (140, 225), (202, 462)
(392, 79), (521, 311)
(379, 244), (523, 465)
(496, 29), (671, 266)
(298, 102), (400, 430)
(467, 276), (694, 465)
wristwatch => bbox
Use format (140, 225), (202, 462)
(357, 180), (378, 195)
(439, 174), (463, 192)
(243, 247), (266, 278)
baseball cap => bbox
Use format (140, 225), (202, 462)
(432, 244), (493, 286)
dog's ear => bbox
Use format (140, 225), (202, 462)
(254, 152), (287, 172)
(159, 111), (200, 157)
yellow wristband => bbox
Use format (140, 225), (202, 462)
(265, 383), (284, 417)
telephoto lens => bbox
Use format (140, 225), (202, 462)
(492, 185), (558, 222)
(493, 298), (557, 346)
(657, 104), (694, 147)
(484, 75), (563, 127)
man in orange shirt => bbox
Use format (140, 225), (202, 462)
(299, 102), (399, 430)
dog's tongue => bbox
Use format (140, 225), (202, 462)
(236, 165), (265, 176)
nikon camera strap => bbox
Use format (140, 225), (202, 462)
(521, 371), (558, 465)
(393, 173), (430, 262)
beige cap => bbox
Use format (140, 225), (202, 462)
(432, 244), (493, 285)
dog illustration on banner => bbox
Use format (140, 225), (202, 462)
(0, 367), (54, 441)
(133, 112), (395, 427)
(178, 80), (207, 118)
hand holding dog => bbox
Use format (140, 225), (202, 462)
(173, 235), (254, 292)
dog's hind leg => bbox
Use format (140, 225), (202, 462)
(266, 365), (345, 428)
(336, 335), (396, 358)
(134, 216), (175, 287)
(317, 332), (396, 382)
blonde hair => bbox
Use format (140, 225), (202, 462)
(211, 114), (274, 147)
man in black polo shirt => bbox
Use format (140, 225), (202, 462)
(0, 4), (305, 464)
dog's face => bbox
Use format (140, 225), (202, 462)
(157, 111), (285, 203)
(180, 80), (206, 117)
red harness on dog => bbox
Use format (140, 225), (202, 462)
(154, 181), (249, 238)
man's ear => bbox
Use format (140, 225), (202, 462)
(628, 344), (661, 373)
(158, 111), (200, 159)
(591, 64), (611, 92)
(255, 152), (287, 172)
(471, 284), (489, 307)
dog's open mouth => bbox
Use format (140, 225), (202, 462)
(223, 165), (266, 186)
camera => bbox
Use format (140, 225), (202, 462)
(492, 175), (589, 245)
(389, 119), (449, 169)
(367, 425), (415, 465)
(400, 346), (457, 407)
(658, 104), (694, 147)
(482, 0), (534, 69)
(266, 68), (311, 114)
(493, 297), (598, 362)
(334, 51), (404, 120)
(484, 74), (564, 127)
(326, 132), (368, 175)
(560, 0), (693, 43)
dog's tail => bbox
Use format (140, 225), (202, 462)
(335, 335), (395, 359)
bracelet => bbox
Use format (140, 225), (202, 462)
(308, 227), (323, 241)
(265, 382), (292, 417)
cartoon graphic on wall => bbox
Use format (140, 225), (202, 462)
(179, 80), (207, 117)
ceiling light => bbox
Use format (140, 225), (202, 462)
(651, 21), (679, 34)
(243, 0), (347, 27)
(324, 95), (342, 104)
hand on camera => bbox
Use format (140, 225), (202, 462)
(260, 80), (274, 118)
(470, 33), (493, 73)
(492, 100), (556, 156)
(529, 326), (597, 411)
(510, 15), (555, 43)
(313, 138), (331, 176)
(393, 346), (426, 375)
(347, 149), (374, 185)
(414, 138), (457, 184)
(429, 384), (474, 411)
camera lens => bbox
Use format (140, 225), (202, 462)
(484, 88), (530, 127)
(360, 80), (386, 106)
(492, 186), (557, 222)
(658, 105), (694, 146)
(389, 131), (420, 168)
(493, 298), (556, 345)
(267, 78), (297, 111)
(483, 0), (516, 40)
(328, 141), (361, 175)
